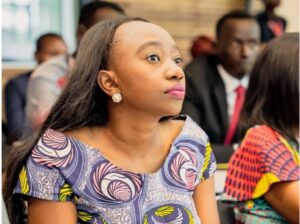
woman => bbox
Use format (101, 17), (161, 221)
(4, 17), (219, 224)
(223, 33), (299, 223)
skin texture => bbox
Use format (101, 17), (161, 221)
(264, 180), (299, 223)
(34, 37), (68, 64)
(27, 21), (219, 224)
(103, 21), (185, 117)
(28, 199), (77, 224)
(193, 177), (220, 224)
(217, 19), (260, 79)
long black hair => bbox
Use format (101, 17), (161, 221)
(3, 16), (148, 224)
(240, 33), (299, 143)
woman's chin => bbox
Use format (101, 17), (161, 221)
(163, 105), (183, 117)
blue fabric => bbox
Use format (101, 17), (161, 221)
(5, 71), (31, 141)
(14, 116), (217, 223)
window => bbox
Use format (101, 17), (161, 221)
(2, 0), (77, 64)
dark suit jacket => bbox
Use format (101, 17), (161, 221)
(256, 12), (287, 43)
(5, 71), (31, 142)
(181, 54), (241, 163)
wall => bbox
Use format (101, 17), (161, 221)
(109, 0), (246, 65)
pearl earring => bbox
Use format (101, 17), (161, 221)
(112, 92), (122, 103)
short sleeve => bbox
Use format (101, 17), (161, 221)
(171, 116), (217, 191)
(223, 125), (300, 202)
(13, 131), (74, 202)
(14, 162), (73, 202)
(253, 136), (300, 198)
(200, 142), (217, 181)
(181, 116), (217, 183)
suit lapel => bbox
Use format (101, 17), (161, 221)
(207, 58), (228, 133)
(212, 83), (228, 132)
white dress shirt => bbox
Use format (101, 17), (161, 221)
(217, 64), (249, 120)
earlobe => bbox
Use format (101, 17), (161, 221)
(97, 70), (120, 96)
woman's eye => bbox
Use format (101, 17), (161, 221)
(146, 54), (160, 62)
(174, 57), (183, 65)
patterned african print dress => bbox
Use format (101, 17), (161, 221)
(222, 125), (299, 224)
(14, 116), (216, 224)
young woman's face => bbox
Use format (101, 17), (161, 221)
(109, 21), (185, 117)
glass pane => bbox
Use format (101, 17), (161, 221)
(2, 0), (62, 62)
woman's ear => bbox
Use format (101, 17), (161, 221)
(97, 70), (119, 96)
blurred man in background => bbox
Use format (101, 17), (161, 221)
(25, 1), (125, 130)
(256, 0), (286, 43)
(182, 11), (261, 163)
(4, 33), (67, 143)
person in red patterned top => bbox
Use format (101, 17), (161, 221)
(222, 33), (299, 223)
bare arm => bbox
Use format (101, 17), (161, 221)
(28, 198), (77, 224)
(264, 180), (299, 224)
(193, 176), (220, 224)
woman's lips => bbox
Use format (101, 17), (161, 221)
(165, 84), (185, 99)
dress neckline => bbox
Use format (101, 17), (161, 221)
(49, 115), (190, 176)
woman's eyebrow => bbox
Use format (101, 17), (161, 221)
(136, 41), (162, 55)
(135, 41), (179, 55)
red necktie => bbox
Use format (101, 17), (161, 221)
(267, 20), (284, 37)
(224, 85), (246, 145)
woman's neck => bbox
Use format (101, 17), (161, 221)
(103, 106), (166, 158)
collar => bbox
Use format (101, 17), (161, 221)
(217, 64), (249, 94)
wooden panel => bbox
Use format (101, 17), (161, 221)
(108, 0), (245, 64)
(2, 1), (250, 123)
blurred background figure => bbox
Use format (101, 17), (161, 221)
(223, 33), (299, 223)
(182, 11), (261, 163)
(4, 33), (67, 144)
(25, 1), (125, 130)
(190, 35), (216, 59)
(256, 0), (287, 42)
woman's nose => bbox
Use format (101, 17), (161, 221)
(165, 63), (184, 80)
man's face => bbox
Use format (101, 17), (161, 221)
(35, 37), (67, 64)
(217, 19), (260, 79)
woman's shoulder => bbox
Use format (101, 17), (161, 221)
(178, 115), (209, 142)
(30, 127), (92, 165)
(162, 115), (208, 145)
(237, 125), (296, 162)
(242, 125), (280, 146)
(62, 127), (90, 142)
(36, 127), (87, 145)
(247, 124), (276, 134)
(164, 116), (216, 183)
(164, 116), (214, 166)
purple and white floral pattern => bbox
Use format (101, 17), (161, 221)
(14, 116), (216, 224)
(88, 161), (144, 203)
(32, 129), (74, 167)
